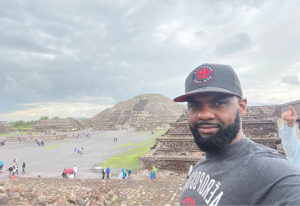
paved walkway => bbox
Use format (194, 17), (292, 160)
(0, 130), (154, 180)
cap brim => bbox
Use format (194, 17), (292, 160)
(173, 87), (242, 102)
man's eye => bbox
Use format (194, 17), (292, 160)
(189, 104), (198, 109)
(214, 101), (225, 106)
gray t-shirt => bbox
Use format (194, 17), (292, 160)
(180, 138), (300, 206)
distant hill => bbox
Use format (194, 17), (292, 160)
(85, 93), (186, 130)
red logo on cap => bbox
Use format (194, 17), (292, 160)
(193, 64), (216, 85)
(196, 67), (211, 80)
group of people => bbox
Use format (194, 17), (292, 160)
(61, 165), (78, 178)
(73, 131), (92, 139)
(0, 139), (6, 146)
(7, 157), (26, 178)
(174, 63), (300, 205)
(100, 166), (132, 179)
(73, 146), (83, 156)
(35, 139), (44, 146)
(101, 166), (110, 179)
(119, 168), (132, 179)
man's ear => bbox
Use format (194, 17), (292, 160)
(238, 98), (247, 117)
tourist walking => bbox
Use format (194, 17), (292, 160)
(73, 165), (78, 178)
(122, 168), (126, 179)
(152, 165), (157, 180)
(101, 168), (105, 179)
(7, 166), (13, 178)
(150, 171), (154, 180)
(12, 166), (16, 176)
(61, 169), (68, 178)
(15, 164), (19, 175)
(126, 169), (132, 178)
(0, 161), (3, 172)
(22, 162), (26, 174)
(105, 166), (110, 179)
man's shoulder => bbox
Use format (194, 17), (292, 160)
(244, 140), (300, 178)
(244, 139), (287, 164)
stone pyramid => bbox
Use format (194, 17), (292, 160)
(85, 93), (186, 130)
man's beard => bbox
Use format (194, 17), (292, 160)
(189, 111), (241, 154)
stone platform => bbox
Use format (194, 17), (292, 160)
(138, 105), (284, 174)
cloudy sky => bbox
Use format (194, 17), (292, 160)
(1, 0), (300, 122)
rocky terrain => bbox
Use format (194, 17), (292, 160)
(0, 171), (186, 206)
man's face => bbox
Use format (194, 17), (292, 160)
(187, 92), (246, 154)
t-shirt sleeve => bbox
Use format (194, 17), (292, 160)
(258, 173), (300, 205)
(247, 153), (300, 205)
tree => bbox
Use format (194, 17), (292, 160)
(40, 116), (49, 120)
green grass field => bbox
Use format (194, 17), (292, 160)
(0, 131), (38, 137)
(101, 130), (167, 170)
(115, 143), (134, 149)
(0, 133), (13, 137)
(44, 144), (60, 150)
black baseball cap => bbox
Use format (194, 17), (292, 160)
(173, 63), (243, 102)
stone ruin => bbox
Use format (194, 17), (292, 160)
(85, 93), (185, 131)
(139, 102), (300, 173)
(0, 121), (16, 134)
(138, 110), (203, 173)
(31, 118), (85, 132)
(242, 105), (281, 151)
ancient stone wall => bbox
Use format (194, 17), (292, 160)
(243, 105), (280, 120)
(138, 155), (200, 171)
(31, 119), (85, 132)
(138, 117), (204, 173)
(4, 133), (72, 143)
(0, 121), (16, 134)
(139, 105), (284, 173)
(154, 137), (199, 153)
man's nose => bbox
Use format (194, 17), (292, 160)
(197, 104), (215, 120)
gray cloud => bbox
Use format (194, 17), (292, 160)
(215, 33), (252, 56)
(1, 0), (300, 120)
(281, 75), (300, 86)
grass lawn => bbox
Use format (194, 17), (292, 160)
(115, 143), (134, 149)
(0, 133), (14, 137)
(100, 129), (167, 170)
(0, 132), (38, 137)
(44, 144), (60, 150)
